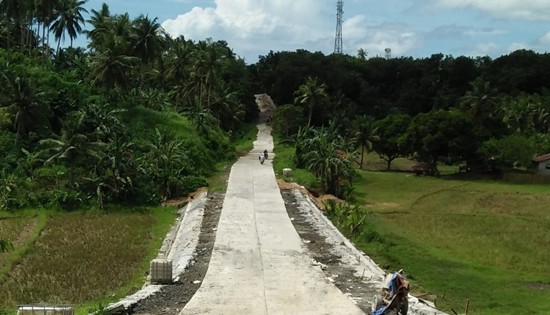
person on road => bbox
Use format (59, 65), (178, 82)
(263, 149), (269, 160)
(259, 152), (265, 164)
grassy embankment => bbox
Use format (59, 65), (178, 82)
(0, 108), (258, 315)
(273, 142), (550, 315)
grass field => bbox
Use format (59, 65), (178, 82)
(355, 165), (550, 315)
(272, 144), (550, 315)
(0, 207), (177, 314)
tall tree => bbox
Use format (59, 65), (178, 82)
(194, 39), (224, 108)
(50, 0), (88, 52)
(460, 77), (498, 130)
(131, 15), (162, 65)
(0, 73), (51, 143)
(85, 2), (111, 52)
(294, 76), (328, 127)
(372, 114), (411, 170)
(352, 115), (379, 169)
(35, 0), (58, 56)
(89, 48), (138, 90)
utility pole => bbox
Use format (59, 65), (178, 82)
(334, 1), (343, 54)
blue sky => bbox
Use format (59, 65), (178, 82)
(80, 0), (550, 63)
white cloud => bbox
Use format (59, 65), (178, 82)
(507, 42), (531, 52)
(161, 0), (336, 61)
(467, 42), (499, 56)
(538, 31), (550, 45)
(429, 0), (550, 21)
(345, 20), (420, 58)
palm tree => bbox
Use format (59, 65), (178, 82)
(142, 128), (191, 200)
(165, 37), (193, 84)
(460, 77), (498, 129)
(357, 48), (367, 61)
(303, 128), (355, 197)
(89, 48), (138, 90)
(294, 76), (328, 127)
(50, 0), (88, 53)
(38, 110), (105, 165)
(352, 115), (379, 169)
(35, 0), (59, 57)
(211, 82), (245, 131)
(0, 73), (51, 143)
(85, 2), (111, 52)
(131, 15), (163, 65)
(194, 39), (224, 108)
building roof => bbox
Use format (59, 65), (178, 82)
(533, 153), (550, 162)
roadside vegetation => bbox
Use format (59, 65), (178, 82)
(2, 0), (550, 314)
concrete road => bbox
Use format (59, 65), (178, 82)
(179, 123), (364, 315)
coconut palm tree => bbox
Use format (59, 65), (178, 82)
(0, 73), (51, 143)
(50, 0), (88, 53)
(38, 110), (105, 166)
(211, 82), (245, 131)
(460, 77), (498, 129)
(352, 115), (379, 169)
(35, 0), (59, 56)
(194, 39), (224, 108)
(85, 2), (111, 52)
(294, 76), (328, 127)
(131, 15), (163, 65)
(89, 48), (138, 90)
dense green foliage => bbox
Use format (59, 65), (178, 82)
(258, 49), (550, 177)
(0, 2), (256, 211)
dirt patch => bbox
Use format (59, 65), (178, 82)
(527, 281), (550, 291)
(161, 187), (209, 208)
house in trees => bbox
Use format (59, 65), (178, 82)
(532, 154), (550, 175)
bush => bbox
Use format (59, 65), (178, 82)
(175, 176), (209, 197)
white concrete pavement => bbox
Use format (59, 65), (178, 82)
(179, 123), (364, 315)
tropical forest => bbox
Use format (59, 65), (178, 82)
(1, 0), (549, 314)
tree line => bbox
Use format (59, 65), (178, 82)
(256, 49), (550, 195)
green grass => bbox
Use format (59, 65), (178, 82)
(232, 122), (258, 155)
(271, 137), (319, 190)
(354, 170), (550, 315)
(0, 206), (177, 314)
(123, 106), (195, 141)
(269, 143), (550, 314)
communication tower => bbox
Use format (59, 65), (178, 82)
(384, 48), (391, 59)
(334, 1), (343, 54)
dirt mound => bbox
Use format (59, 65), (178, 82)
(255, 94), (276, 122)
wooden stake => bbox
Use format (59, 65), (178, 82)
(465, 298), (470, 315)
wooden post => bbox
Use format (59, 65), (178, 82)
(465, 298), (470, 315)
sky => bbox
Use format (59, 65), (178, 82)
(81, 0), (550, 64)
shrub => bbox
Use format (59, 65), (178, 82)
(173, 176), (209, 197)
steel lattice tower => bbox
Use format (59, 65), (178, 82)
(334, 1), (343, 54)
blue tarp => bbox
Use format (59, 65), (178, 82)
(372, 272), (400, 315)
